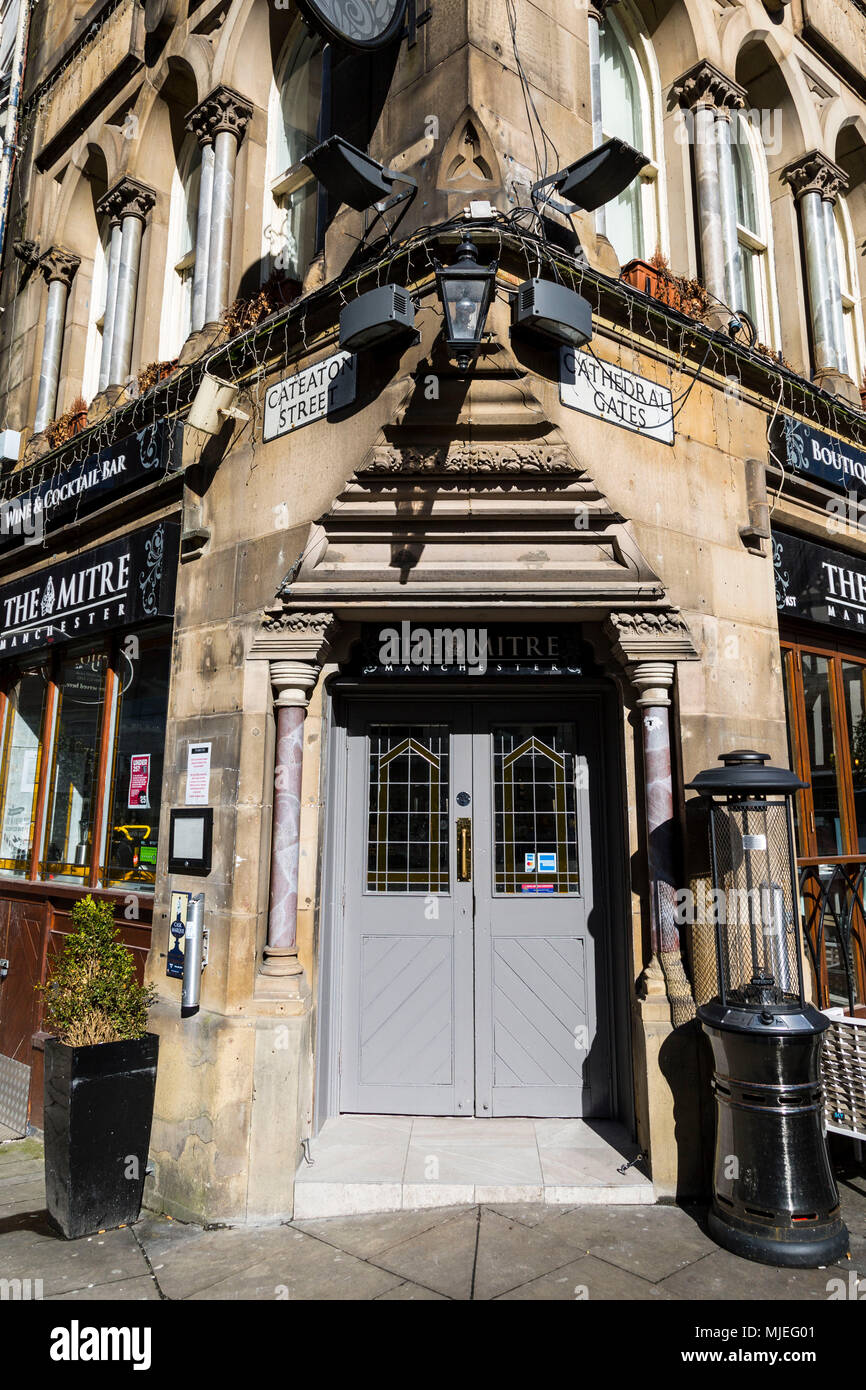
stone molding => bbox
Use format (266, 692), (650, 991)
(781, 150), (848, 203)
(38, 246), (80, 287)
(671, 60), (746, 113)
(186, 86), (253, 146)
(605, 609), (699, 668)
(97, 177), (157, 225)
(358, 443), (578, 474)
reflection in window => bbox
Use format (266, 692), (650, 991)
(493, 726), (580, 895)
(41, 651), (107, 883)
(82, 218), (110, 404)
(835, 197), (865, 390)
(264, 22), (324, 286)
(599, 6), (662, 267)
(103, 635), (171, 887)
(159, 141), (201, 358)
(842, 660), (866, 853)
(367, 726), (449, 893)
(801, 653), (843, 857)
(0, 671), (47, 877)
(731, 116), (777, 346)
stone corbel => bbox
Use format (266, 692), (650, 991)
(781, 150), (848, 205)
(605, 609), (699, 671)
(250, 609), (340, 675)
(671, 60), (746, 114)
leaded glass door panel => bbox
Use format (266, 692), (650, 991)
(341, 703), (475, 1115)
(340, 697), (605, 1118)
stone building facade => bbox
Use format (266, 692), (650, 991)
(0, 0), (865, 1222)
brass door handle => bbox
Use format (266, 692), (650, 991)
(457, 817), (472, 881)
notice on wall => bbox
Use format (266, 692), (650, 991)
(263, 351), (357, 442)
(560, 347), (674, 445)
(185, 743), (212, 807)
(128, 754), (151, 809)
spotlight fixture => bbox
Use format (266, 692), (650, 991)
(340, 285), (417, 353)
(512, 279), (593, 349)
(434, 235), (498, 372)
(302, 135), (417, 244)
(532, 137), (649, 216)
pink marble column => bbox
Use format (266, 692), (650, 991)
(631, 662), (679, 957)
(262, 661), (316, 977)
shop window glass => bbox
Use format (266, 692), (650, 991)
(0, 670), (48, 876)
(801, 652), (844, 856)
(40, 650), (108, 883)
(841, 659), (866, 853)
(781, 654), (801, 847)
(103, 635), (171, 889)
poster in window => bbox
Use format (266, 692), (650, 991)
(128, 754), (151, 810)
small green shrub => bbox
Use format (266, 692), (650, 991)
(39, 895), (155, 1047)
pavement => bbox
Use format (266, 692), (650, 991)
(1, 1137), (864, 1301)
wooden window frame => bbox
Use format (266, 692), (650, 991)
(0, 632), (166, 895)
(782, 628), (866, 1008)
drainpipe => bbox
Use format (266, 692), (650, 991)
(782, 151), (848, 378)
(0, 0), (32, 267)
(33, 247), (80, 433)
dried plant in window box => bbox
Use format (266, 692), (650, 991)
(136, 359), (178, 394)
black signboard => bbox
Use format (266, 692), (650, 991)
(356, 623), (592, 676)
(769, 413), (866, 502)
(0, 517), (180, 658)
(0, 420), (178, 555)
(773, 528), (866, 634)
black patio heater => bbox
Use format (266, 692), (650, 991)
(687, 750), (848, 1267)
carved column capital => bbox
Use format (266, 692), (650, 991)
(97, 176), (157, 225)
(671, 59), (746, 113)
(187, 85), (253, 146)
(629, 660), (675, 708)
(38, 246), (80, 288)
(782, 150), (848, 203)
(252, 609), (340, 705)
(605, 608), (699, 670)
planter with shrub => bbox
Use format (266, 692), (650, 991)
(40, 894), (158, 1240)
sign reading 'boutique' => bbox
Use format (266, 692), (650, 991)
(0, 518), (180, 656)
(263, 351), (356, 442)
(769, 414), (866, 502)
(0, 421), (176, 555)
(773, 527), (866, 633)
(560, 347), (674, 445)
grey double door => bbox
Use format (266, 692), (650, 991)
(340, 696), (610, 1118)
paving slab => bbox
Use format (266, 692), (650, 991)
(367, 1209), (480, 1300)
(184, 1227), (406, 1301)
(294, 1204), (473, 1259)
(2, 1225), (149, 1298)
(658, 1248), (844, 1301)
(374, 1280), (449, 1300)
(495, 1252), (679, 1300)
(473, 1208), (588, 1300)
(135, 1217), (306, 1300)
(549, 1202), (718, 1281)
(46, 1276), (162, 1301)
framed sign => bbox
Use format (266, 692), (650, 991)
(560, 347), (674, 445)
(297, 0), (408, 50)
(769, 413), (866, 503)
(168, 808), (213, 876)
(773, 528), (866, 633)
(263, 352), (356, 442)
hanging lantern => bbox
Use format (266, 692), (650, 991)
(435, 235), (497, 372)
(687, 750), (849, 1268)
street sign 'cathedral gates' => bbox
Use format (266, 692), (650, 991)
(359, 623), (589, 677)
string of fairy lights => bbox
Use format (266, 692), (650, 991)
(3, 207), (866, 551)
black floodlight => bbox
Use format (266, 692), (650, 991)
(435, 235), (498, 372)
(532, 137), (649, 215)
(512, 278), (592, 348)
(340, 285), (417, 352)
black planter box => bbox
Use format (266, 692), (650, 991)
(43, 1033), (159, 1240)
